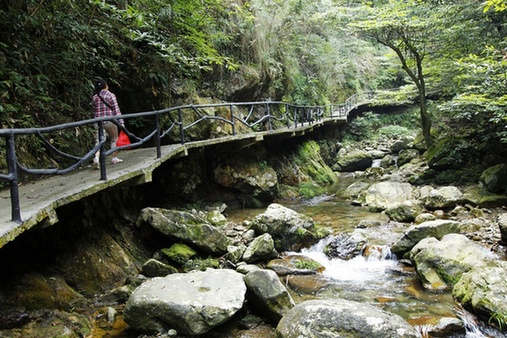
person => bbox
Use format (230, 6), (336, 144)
(92, 78), (124, 168)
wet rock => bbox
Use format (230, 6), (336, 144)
(341, 181), (370, 199)
(141, 258), (178, 277)
(249, 203), (328, 251)
(236, 264), (261, 274)
(363, 181), (417, 211)
(275, 299), (420, 338)
(285, 274), (329, 294)
(266, 255), (324, 276)
(123, 269), (246, 335)
(242, 233), (278, 263)
(453, 261), (507, 328)
(409, 234), (495, 290)
(324, 232), (366, 260)
(227, 244), (247, 263)
(390, 219), (461, 258)
(244, 269), (295, 323)
(136, 207), (231, 255)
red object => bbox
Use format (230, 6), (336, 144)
(116, 130), (131, 149)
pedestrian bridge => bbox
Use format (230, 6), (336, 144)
(0, 89), (414, 248)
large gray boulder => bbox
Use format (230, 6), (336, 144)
(479, 163), (507, 193)
(249, 203), (327, 251)
(332, 148), (373, 172)
(385, 200), (425, 222)
(242, 233), (278, 263)
(244, 269), (295, 323)
(420, 186), (466, 210)
(275, 299), (420, 338)
(409, 234), (494, 291)
(123, 269), (246, 335)
(136, 207), (231, 254)
(453, 261), (507, 327)
(390, 219), (461, 258)
(363, 182), (417, 211)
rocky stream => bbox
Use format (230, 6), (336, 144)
(1, 134), (507, 338)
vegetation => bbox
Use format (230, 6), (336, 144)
(1, 0), (507, 175)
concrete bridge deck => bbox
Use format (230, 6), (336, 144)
(0, 118), (345, 249)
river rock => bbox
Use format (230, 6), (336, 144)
(266, 254), (324, 276)
(285, 274), (329, 294)
(275, 298), (420, 338)
(385, 200), (425, 222)
(123, 269), (246, 335)
(332, 148), (373, 172)
(242, 233), (278, 263)
(324, 232), (366, 260)
(244, 269), (295, 323)
(453, 261), (507, 327)
(136, 207), (231, 254)
(141, 258), (178, 277)
(497, 213), (507, 245)
(363, 182), (417, 211)
(420, 186), (466, 210)
(397, 148), (420, 167)
(249, 203), (325, 251)
(409, 234), (494, 291)
(390, 219), (461, 258)
(342, 181), (370, 199)
(479, 163), (507, 193)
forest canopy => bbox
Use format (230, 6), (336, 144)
(1, 0), (507, 151)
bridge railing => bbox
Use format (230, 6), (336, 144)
(0, 100), (344, 223)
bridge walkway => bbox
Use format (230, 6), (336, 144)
(0, 118), (343, 248)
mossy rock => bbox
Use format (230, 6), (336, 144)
(182, 257), (220, 272)
(161, 243), (198, 265)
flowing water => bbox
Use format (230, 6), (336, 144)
(227, 177), (505, 338)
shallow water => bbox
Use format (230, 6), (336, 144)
(227, 177), (505, 338)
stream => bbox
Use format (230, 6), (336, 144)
(227, 176), (506, 338)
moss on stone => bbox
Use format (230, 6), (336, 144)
(161, 243), (198, 265)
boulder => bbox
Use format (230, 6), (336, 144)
(385, 200), (425, 222)
(266, 255), (324, 276)
(244, 269), (295, 323)
(409, 234), (494, 291)
(136, 207), (231, 255)
(397, 148), (420, 167)
(324, 232), (366, 260)
(390, 219), (461, 258)
(363, 182), (417, 211)
(332, 149), (373, 172)
(123, 269), (246, 335)
(453, 261), (507, 327)
(275, 299), (420, 338)
(421, 186), (466, 210)
(497, 213), (507, 245)
(479, 163), (507, 193)
(242, 233), (278, 263)
(249, 203), (326, 251)
(141, 258), (178, 278)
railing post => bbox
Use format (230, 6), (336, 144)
(6, 134), (21, 223)
(266, 101), (272, 131)
(230, 105), (236, 136)
(286, 104), (290, 128)
(155, 114), (161, 159)
(98, 122), (107, 181)
(178, 108), (185, 144)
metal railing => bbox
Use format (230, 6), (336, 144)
(0, 93), (383, 223)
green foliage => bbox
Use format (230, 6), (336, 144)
(298, 181), (325, 199)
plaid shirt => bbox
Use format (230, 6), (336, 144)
(92, 90), (124, 124)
